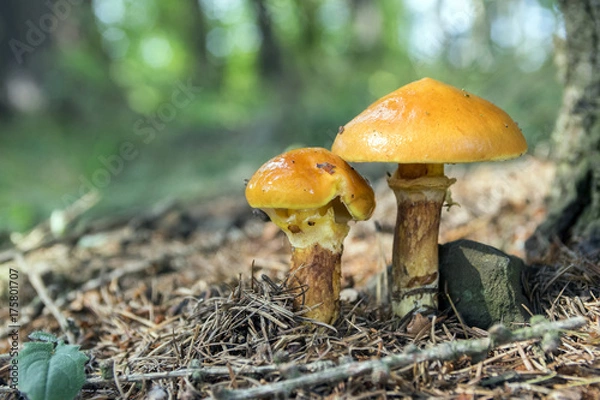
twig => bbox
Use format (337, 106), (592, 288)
(16, 254), (76, 344)
(83, 360), (337, 385)
(444, 290), (469, 339)
(0, 256), (168, 341)
(0, 250), (16, 264)
(112, 360), (127, 399)
(0, 191), (100, 264)
(212, 316), (587, 400)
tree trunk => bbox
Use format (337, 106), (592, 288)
(0, 1), (47, 119)
(525, 0), (600, 262)
(251, 0), (283, 79)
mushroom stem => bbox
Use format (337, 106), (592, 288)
(264, 204), (350, 324)
(290, 243), (342, 323)
(387, 164), (455, 317)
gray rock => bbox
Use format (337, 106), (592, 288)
(439, 239), (530, 329)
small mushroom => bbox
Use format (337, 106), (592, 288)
(331, 78), (527, 318)
(245, 147), (375, 324)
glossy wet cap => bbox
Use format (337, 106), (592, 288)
(245, 147), (375, 220)
(332, 77), (527, 164)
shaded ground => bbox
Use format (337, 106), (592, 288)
(1, 156), (599, 399)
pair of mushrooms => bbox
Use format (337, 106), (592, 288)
(246, 78), (527, 323)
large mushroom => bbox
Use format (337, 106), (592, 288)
(245, 147), (375, 324)
(331, 78), (527, 318)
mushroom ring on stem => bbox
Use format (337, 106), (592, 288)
(245, 147), (375, 324)
(331, 77), (527, 318)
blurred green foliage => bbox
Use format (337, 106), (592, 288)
(0, 0), (562, 233)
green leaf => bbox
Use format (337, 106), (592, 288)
(17, 340), (88, 400)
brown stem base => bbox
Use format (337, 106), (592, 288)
(290, 244), (342, 324)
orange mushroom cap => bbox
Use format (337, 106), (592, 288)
(332, 77), (527, 164)
(245, 147), (375, 221)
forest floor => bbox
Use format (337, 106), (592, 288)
(1, 156), (599, 399)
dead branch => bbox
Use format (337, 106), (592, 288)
(0, 191), (100, 264)
(212, 316), (587, 400)
(16, 254), (76, 344)
(83, 359), (336, 387)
